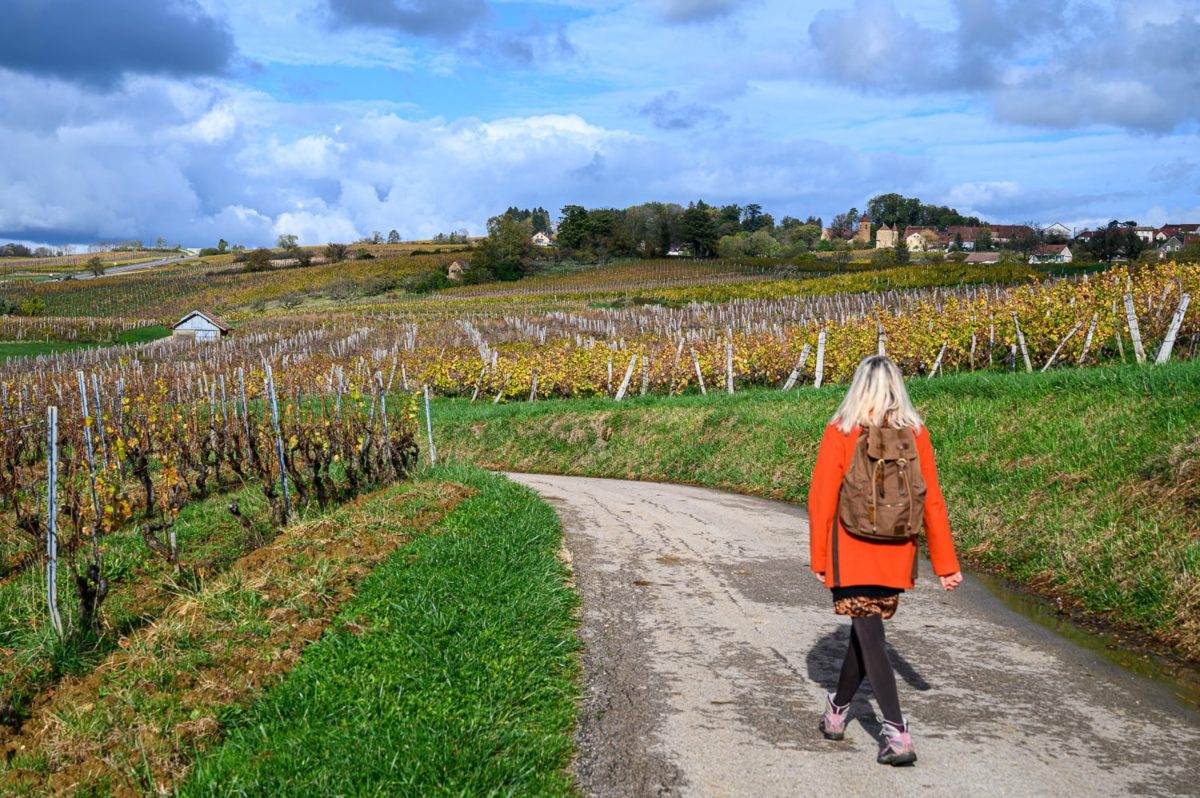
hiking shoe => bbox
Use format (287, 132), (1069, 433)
(877, 719), (917, 766)
(818, 693), (849, 740)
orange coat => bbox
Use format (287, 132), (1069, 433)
(809, 423), (960, 589)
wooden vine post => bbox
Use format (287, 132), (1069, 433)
(1011, 313), (1033, 373)
(988, 320), (995, 367)
(264, 362), (291, 523)
(814, 330), (827, 389)
(725, 338), (735, 394)
(1042, 319), (1085, 372)
(928, 342), (948, 379)
(1124, 293), (1146, 364)
(237, 366), (252, 460)
(46, 406), (63, 637)
(76, 371), (102, 524)
(781, 343), (811, 391)
(1077, 313), (1099, 366)
(615, 355), (638, 401)
(374, 372), (393, 476)
(423, 384), (437, 465)
(91, 373), (108, 470)
(1154, 294), (1191, 365)
(690, 349), (707, 395)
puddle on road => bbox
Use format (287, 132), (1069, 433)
(974, 571), (1200, 713)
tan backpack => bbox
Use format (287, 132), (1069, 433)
(836, 425), (927, 542)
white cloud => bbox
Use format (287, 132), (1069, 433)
(945, 181), (1023, 213)
(269, 134), (344, 173)
(273, 208), (360, 243)
(178, 106), (238, 143)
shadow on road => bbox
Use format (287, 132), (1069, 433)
(805, 625), (931, 735)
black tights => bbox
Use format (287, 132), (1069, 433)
(833, 614), (902, 725)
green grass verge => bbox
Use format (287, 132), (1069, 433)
(0, 341), (90, 360)
(182, 465), (580, 797)
(0, 325), (169, 361)
(116, 324), (171, 344)
(429, 362), (1200, 658)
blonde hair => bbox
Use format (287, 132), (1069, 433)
(830, 355), (924, 434)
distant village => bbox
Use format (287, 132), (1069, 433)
(497, 198), (1200, 267)
(826, 216), (1200, 264)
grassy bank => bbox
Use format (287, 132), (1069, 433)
(1, 479), (468, 795)
(1, 467), (580, 795)
(431, 362), (1200, 659)
(0, 341), (89, 360)
(183, 465), (580, 796)
(0, 325), (169, 361)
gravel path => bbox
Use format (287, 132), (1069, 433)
(508, 473), (1200, 798)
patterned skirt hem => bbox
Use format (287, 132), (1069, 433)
(833, 595), (900, 619)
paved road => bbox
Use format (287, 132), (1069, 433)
(508, 473), (1200, 798)
(66, 255), (190, 280)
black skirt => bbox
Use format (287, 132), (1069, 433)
(831, 585), (903, 601)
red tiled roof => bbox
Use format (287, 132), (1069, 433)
(1033, 244), (1069, 256)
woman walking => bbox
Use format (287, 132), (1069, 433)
(808, 355), (962, 765)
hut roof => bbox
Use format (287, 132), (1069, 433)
(171, 310), (230, 332)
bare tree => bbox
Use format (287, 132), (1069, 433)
(324, 242), (349, 263)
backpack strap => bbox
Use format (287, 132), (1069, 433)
(830, 503), (842, 588)
(870, 457), (884, 532)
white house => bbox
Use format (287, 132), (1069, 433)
(1029, 244), (1073, 264)
(1043, 222), (1072, 239)
(531, 231), (553, 247)
(171, 310), (229, 342)
(1134, 226), (1157, 244)
(904, 227), (940, 253)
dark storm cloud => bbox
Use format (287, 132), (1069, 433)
(0, 0), (235, 88)
(327, 0), (490, 39)
(456, 19), (577, 68)
(808, 0), (1200, 133)
(635, 91), (728, 131)
(654, 0), (754, 24)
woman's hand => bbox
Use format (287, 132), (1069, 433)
(940, 572), (963, 591)
(814, 572), (825, 585)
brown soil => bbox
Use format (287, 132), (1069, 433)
(0, 480), (473, 797)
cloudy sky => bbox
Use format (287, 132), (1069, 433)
(1, 0), (1197, 248)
